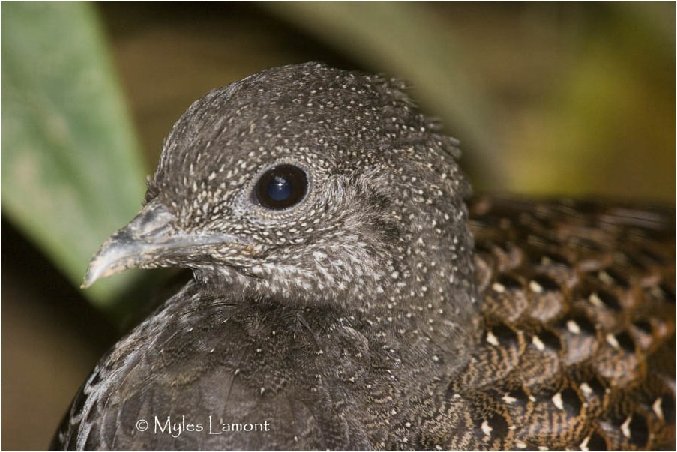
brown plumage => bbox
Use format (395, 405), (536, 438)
(439, 197), (675, 450)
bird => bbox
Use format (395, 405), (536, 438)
(52, 62), (675, 450)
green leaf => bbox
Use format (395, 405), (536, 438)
(2, 2), (147, 308)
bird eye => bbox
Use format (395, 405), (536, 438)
(254, 164), (308, 210)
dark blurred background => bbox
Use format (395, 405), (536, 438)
(2, 2), (674, 449)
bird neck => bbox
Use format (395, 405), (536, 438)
(194, 198), (482, 378)
(358, 206), (482, 377)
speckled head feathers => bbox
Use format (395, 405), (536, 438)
(84, 62), (479, 358)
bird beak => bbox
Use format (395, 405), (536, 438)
(82, 201), (246, 288)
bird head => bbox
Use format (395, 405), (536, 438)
(84, 63), (475, 314)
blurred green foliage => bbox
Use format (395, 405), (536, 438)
(501, 3), (675, 199)
(2, 2), (674, 320)
(2, 2), (147, 308)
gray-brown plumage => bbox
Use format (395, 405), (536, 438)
(52, 63), (675, 450)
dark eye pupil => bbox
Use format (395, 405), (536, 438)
(255, 164), (307, 210)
